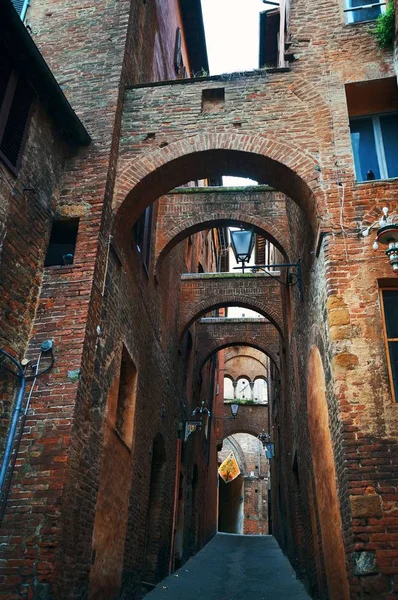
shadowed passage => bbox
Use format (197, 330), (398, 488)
(145, 533), (311, 600)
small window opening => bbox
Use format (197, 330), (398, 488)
(343, 0), (386, 24)
(202, 88), (225, 113)
(116, 346), (138, 447)
(44, 218), (79, 267)
(133, 204), (153, 271)
(346, 78), (398, 182)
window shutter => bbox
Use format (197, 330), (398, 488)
(259, 10), (280, 68)
(0, 57), (13, 110)
(0, 76), (34, 170)
(11, 0), (29, 18)
(174, 28), (182, 75)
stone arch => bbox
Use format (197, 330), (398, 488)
(198, 342), (279, 377)
(225, 349), (270, 372)
(113, 133), (325, 239)
(181, 300), (283, 340)
(156, 216), (289, 274)
(223, 423), (265, 440)
(236, 374), (253, 383)
(253, 375), (268, 383)
(307, 346), (350, 600)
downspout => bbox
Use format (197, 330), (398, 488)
(0, 341), (54, 517)
(0, 350), (26, 499)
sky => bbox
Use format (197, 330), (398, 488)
(200, 1), (267, 187)
(200, 0), (267, 75)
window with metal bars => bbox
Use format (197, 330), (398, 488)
(380, 288), (398, 402)
(0, 53), (34, 173)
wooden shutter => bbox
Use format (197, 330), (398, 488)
(174, 28), (182, 75)
(0, 74), (34, 172)
(259, 9), (280, 68)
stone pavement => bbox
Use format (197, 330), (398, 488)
(145, 533), (312, 600)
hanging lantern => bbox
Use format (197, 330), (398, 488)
(375, 223), (398, 275)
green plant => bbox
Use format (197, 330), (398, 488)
(371, 2), (395, 49)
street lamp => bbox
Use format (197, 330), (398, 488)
(258, 429), (275, 459)
(230, 403), (239, 418)
(362, 207), (398, 274)
(229, 227), (303, 298)
(230, 228), (255, 272)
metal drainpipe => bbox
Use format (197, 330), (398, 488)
(0, 357), (26, 500)
(0, 341), (54, 505)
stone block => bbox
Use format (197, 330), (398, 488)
(350, 495), (382, 518)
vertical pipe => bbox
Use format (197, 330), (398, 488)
(0, 373), (26, 498)
(169, 439), (182, 574)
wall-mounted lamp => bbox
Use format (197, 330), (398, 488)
(192, 400), (211, 418)
(362, 207), (398, 274)
(230, 403), (239, 418)
(230, 228), (303, 298)
(257, 429), (275, 459)
(216, 402), (240, 423)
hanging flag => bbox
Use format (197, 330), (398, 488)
(218, 451), (240, 483)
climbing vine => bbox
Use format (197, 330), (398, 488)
(371, 2), (395, 49)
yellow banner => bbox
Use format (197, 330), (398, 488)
(218, 451), (240, 483)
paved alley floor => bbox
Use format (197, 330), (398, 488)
(145, 533), (312, 600)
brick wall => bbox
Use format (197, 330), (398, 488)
(155, 187), (290, 270)
(0, 2), (215, 598)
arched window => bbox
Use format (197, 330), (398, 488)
(236, 377), (250, 400)
(253, 378), (268, 404)
(224, 376), (234, 400)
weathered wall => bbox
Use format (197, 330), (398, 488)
(0, 2), (212, 599)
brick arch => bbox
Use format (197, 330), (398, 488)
(181, 300), (283, 339)
(113, 133), (324, 238)
(156, 217), (289, 274)
(236, 374), (253, 383)
(222, 418), (268, 441)
(225, 350), (269, 371)
(198, 341), (279, 376)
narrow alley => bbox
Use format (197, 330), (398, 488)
(145, 534), (311, 600)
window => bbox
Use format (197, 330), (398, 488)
(116, 346), (138, 447)
(253, 378), (268, 404)
(44, 219), (79, 266)
(380, 289), (398, 403)
(133, 204), (153, 271)
(11, 0), (30, 20)
(236, 377), (250, 400)
(350, 113), (398, 181)
(201, 89), (225, 113)
(344, 0), (386, 23)
(223, 377), (235, 400)
(0, 53), (34, 173)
